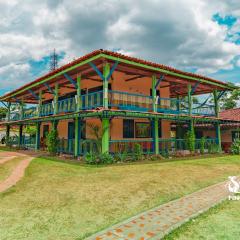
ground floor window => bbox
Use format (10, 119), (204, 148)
(123, 119), (162, 138)
(135, 122), (151, 138)
(123, 119), (134, 138)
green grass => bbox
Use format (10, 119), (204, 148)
(164, 200), (240, 240)
(0, 157), (23, 181)
(0, 155), (240, 239)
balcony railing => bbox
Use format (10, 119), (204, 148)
(109, 90), (152, 112)
(5, 90), (216, 121)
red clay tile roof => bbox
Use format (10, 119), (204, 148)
(0, 49), (235, 100)
(219, 108), (240, 121)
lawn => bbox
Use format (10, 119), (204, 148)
(164, 199), (240, 240)
(0, 155), (240, 239)
(0, 157), (23, 181)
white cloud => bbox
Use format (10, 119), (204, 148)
(0, 0), (239, 91)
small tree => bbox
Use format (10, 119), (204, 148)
(46, 129), (59, 155)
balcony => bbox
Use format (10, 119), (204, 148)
(5, 90), (216, 121)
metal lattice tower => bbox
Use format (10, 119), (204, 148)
(50, 49), (58, 71)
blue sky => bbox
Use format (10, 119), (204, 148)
(0, 0), (239, 98)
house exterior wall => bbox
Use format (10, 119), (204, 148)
(40, 118), (171, 140)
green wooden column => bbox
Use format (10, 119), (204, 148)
(52, 120), (59, 130)
(18, 125), (23, 147)
(102, 118), (109, 153)
(187, 84), (192, 116)
(7, 102), (11, 122)
(153, 118), (159, 154)
(103, 63), (110, 109)
(187, 84), (194, 130)
(152, 75), (159, 154)
(76, 74), (82, 111)
(213, 90), (222, 152)
(152, 75), (157, 112)
(54, 83), (59, 115)
(38, 90), (42, 117)
(213, 90), (219, 117)
(74, 117), (81, 157)
(35, 122), (41, 150)
(20, 101), (24, 120)
(6, 125), (10, 146)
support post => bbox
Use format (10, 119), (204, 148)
(74, 117), (81, 157)
(215, 122), (221, 152)
(18, 125), (23, 147)
(35, 122), (41, 150)
(20, 101), (24, 120)
(187, 84), (194, 131)
(187, 84), (192, 116)
(152, 75), (157, 112)
(38, 90), (42, 117)
(7, 102), (11, 122)
(213, 90), (219, 117)
(6, 125), (10, 146)
(54, 83), (59, 115)
(213, 90), (222, 152)
(76, 74), (81, 111)
(52, 120), (59, 130)
(103, 63), (110, 109)
(153, 118), (159, 154)
(101, 118), (109, 153)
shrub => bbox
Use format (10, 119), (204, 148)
(46, 129), (59, 155)
(84, 152), (114, 164)
(200, 137), (206, 155)
(185, 130), (195, 153)
(99, 152), (114, 164)
(231, 139), (240, 155)
(133, 143), (143, 161)
(84, 152), (99, 164)
(161, 149), (169, 158)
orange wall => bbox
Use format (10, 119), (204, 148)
(40, 118), (171, 140)
(203, 129), (232, 143)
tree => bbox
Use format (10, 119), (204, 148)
(219, 88), (240, 110)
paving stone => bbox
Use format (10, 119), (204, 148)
(87, 180), (231, 240)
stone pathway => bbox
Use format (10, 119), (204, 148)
(0, 152), (34, 193)
(88, 180), (230, 240)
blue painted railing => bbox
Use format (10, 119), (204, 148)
(41, 102), (53, 116)
(22, 136), (36, 149)
(58, 97), (76, 113)
(6, 90), (216, 121)
(23, 107), (38, 119)
(81, 91), (103, 110)
(109, 90), (152, 112)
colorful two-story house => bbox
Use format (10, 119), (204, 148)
(0, 50), (238, 156)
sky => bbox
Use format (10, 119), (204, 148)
(0, 0), (240, 97)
